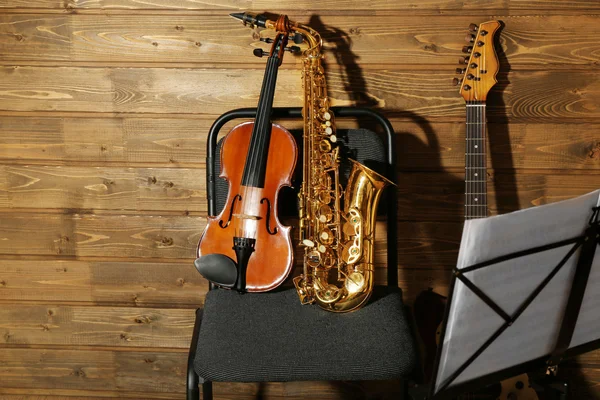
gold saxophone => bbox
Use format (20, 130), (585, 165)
(232, 12), (393, 312)
(290, 20), (394, 312)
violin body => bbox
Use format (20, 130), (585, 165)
(197, 121), (297, 292)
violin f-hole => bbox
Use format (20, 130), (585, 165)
(219, 194), (242, 228)
(260, 198), (278, 235)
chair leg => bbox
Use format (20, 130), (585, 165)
(187, 309), (203, 400)
(202, 381), (213, 400)
(399, 378), (409, 400)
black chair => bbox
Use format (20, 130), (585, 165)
(187, 107), (418, 400)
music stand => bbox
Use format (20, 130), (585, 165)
(430, 190), (600, 399)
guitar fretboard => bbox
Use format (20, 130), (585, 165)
(465, 100), (487, 220)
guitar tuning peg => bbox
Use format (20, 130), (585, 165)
(462, 45), (473, 54)
(456, 68), (466, 74)
(469, 23), (478, 32)
(458, 56), (469, 65)
(465, 34), (475, 43)
(452, 77), (461, 86)
(253, 48), (268, 58)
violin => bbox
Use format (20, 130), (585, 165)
(195, 15), (297, 292)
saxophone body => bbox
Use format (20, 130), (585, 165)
(291, 23), (394, 312)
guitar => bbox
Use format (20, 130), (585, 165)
(414, 21), (539, 400)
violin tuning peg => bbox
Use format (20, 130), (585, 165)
(259, 37), (274, 44)
(462, 45), (472, 54)
(291, 32), (304, 44)
(284, 45), (301, 54)
(253, 48), (268, 58)
(452, 77), (461, 86)
(465, 34), (475, 43)
(469, 23), (478, 32)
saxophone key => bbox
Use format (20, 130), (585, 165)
(319, 228), (334, 245)
(317, 204), (333, 223)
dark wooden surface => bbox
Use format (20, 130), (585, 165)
(0, 1), (599, 398)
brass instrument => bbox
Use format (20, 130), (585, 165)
(233, 12), (393, 312)
(293, 21), (394, 312)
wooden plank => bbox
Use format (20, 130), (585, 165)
(0, 116), (215, 166)
(0, 346), (405, 399)
(0, 259), (205, 307)
(1, 162), (598, 219)
(0, 213), (203, 258)
(0, 212), (461, 267)
(397, 172), (600, 221)
(0, 393), (181, 400)
(1, 67), (600, 122)
(0, 348), (186, 394)
(562, 350), (600, 399)
(0, 165), (206, 212)
(399, 122), (600, 171)
(1, 116), (599, 171)
(0, 256), (440, 307)
(0, 395), (178, 400)
(1, 0), (599, 13)
(0, 305), (194, 348)
(1, 15), (599, 69)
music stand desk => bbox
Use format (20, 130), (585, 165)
(431, 190), (600, 399)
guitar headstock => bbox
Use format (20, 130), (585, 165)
(453, 21), (501, 102)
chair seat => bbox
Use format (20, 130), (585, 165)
(194, 285), (417, 383)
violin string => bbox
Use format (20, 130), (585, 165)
(250, 56), (275, 187)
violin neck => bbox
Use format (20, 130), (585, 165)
(241, 56), (281, 189)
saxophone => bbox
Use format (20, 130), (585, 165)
(291, 20), (394, 312)
(232, 12), (393, 312)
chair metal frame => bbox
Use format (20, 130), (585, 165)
(187, 106), (403, 400)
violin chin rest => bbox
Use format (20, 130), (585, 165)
(194, 254), (237, 288)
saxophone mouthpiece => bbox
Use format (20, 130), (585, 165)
(230, 12), (268, 28)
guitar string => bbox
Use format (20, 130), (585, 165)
(481, 37), (487, 218)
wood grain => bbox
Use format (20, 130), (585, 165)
(2, 116), (599, 171)
(0, 213), (203, 258)
(1, 0), (600, 13)
(1, 15), (599, 69)
(0, 212), (462, 270)
(397, 172), (600, 221)
(0, 259), (205, 306)
(0, 1), (599, 398)
(0, 305), (195, 348)
(0, 116), (215, 166)
(1, 163), (598, 220)
(1, 67), (600, 122)
(0, 165), (206, 212)
(0, 348), (186, 394)
(0, 346), (406, 399)
(0, 258), (445, 306)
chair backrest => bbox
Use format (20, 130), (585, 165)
(205, 107), (398, 286)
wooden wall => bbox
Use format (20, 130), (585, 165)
(0, 0), (599, 398)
